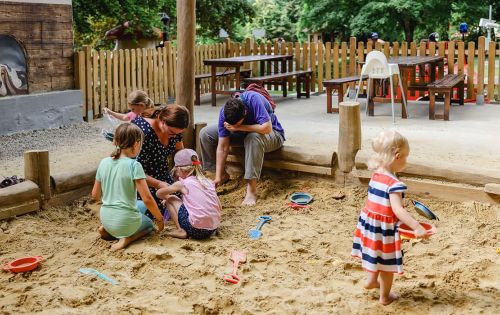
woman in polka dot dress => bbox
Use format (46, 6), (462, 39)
(133, 104), (190, 220)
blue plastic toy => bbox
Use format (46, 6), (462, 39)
(248, 216), (272, 240)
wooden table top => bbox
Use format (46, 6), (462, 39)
(204, 54), (293, 66)
(359, 55), (444, 66)
(388, 56), (444, 66)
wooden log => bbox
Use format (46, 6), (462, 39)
(354, 169), (500, 205)
(24, 150), (50, 200)
(176, 0), (196, 149)
(484, 183), (500, 196)
(229, 145), (335, 168)
(51, 167), (97, 194)
(195, 122), (207, 159)
(338, 101), (361, 173)
(355, 150), (500, 186)
(48, 186), (93, 208)
(0, 180), (40, 207)
(226, 155), (334, 176)
(0, 201), (41, 221)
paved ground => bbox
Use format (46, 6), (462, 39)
(195, 92), (500, 178)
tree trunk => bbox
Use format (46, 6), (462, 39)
(176, 0), (196, 149)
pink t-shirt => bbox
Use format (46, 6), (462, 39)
(180, 176), (221, 230)
(126, 111), (138, 121)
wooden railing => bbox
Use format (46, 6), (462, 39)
(75, 36), (499, 120)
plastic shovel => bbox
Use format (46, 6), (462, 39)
(223, 250), (247, 284)
(79, 268), (118, 285)
(248, 215), (272, 240)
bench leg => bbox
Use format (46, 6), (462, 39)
(305, 74), (310, 98)
(282, 79), (287, 98)
(429, 90), (435, 120)
(458, 80), (464, 105)
(335, 85), (343, 114)
(326, 86), (332, 113)
(195, 78), (201, 106)
(210, 66), (217, 107)
(444, 92), (450, 121)
(296, 75), (302, 99)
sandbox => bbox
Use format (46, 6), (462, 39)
(0, 173), (498, 314)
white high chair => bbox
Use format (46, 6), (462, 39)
(355, 51), (408, 123)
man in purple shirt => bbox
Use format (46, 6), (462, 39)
(200, 91), (285, 205)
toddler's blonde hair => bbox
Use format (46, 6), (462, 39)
(128, 90), (154, 109)
(367, 130), (409, 170)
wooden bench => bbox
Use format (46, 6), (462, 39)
(323, 75), (368, 113)
(195, 69), (251, 105)
(427, 74), (465, 120)
(243, 70), (312, 98)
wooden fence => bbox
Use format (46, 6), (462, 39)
(75, 36), (500, 120)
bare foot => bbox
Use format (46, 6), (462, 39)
(380, 293), (398, 305)
(167, 228), (188, 239)
(363, 281), (380, 290)
(98, 226), (116, 241)
(110, 239), (127, 251)
(241, 192), (257, 206)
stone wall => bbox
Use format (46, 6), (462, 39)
(0, 1), (74, 93)
(0, 90), (82, 135)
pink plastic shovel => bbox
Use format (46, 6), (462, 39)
(223, 250), (247, 284)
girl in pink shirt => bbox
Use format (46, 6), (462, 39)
(104, 90), (154, 122)
(156, 149), (221, 239)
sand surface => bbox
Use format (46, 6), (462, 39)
(1, 174), (499, 314)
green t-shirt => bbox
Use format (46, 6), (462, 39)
(96, 157), (146, 238)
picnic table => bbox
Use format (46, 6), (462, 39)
(361, 55), (444, 118)
(203, 55), (293, 106)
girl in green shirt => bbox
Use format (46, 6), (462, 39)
(92, 123), (164, 251)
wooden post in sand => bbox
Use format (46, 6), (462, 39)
(176, 0), (196, 149)
(195, 122), (207, 158)
(24, 150), (51, 202)
(338, 101), (361, 175)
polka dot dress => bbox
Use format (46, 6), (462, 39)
(133, 116), (182, 218)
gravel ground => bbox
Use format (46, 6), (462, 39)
(0, 121), (111, 177)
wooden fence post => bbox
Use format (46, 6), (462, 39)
(195, 122), (207, 159)
(477, 36), (485, 100)
(24, 150), (51, 205)
(84, 45), (93, 120)
(338, 101), (361, 175)
(487, 41), (495, 100)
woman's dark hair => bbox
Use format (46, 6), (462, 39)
(111, 123), (144, 159)
(224, 97), (245, 125)
(143, 104), (190, 129)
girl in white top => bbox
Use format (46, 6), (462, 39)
(157, 149), (221, 239)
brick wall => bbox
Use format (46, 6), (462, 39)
(0, 1), (74, 93)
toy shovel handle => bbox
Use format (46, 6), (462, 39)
(254, 220), (266, 231)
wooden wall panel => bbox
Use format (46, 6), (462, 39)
(0, 2), (74, 93)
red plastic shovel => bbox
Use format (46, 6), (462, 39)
(223, 250), (247, 284)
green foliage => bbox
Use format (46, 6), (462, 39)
(73, 0), (254, 48)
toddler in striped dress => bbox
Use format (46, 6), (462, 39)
(352, 130), (430, 305)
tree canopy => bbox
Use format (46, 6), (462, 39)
(73, 0), (499, 48)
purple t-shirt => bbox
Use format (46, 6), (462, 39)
(218, 91), (285, 138)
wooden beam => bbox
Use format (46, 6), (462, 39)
(51, 166), (96, 193)
(0, 201), (40, 221)
(354, 170), (500, 204)
(484, 183), (500, 196)
(195, 122), (207, 159)
(176, 0), (196, 149)
(338, 101), (361, 173)
(227, 155), (333, 176)
(0, 180), (40, 207)
(24, 150), (50, 200)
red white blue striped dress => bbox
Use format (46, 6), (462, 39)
(351, 172), (407, 274)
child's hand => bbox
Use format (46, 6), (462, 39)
(154, 219), (164, 232)
(414, 224), (429, 239)
(180, 186), (188, 195)
(103, 107), (109, 114)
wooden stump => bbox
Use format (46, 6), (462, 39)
(338, 101), (361, 174)
(195, 122), (207, 159)
(24, 150), (50, 201)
